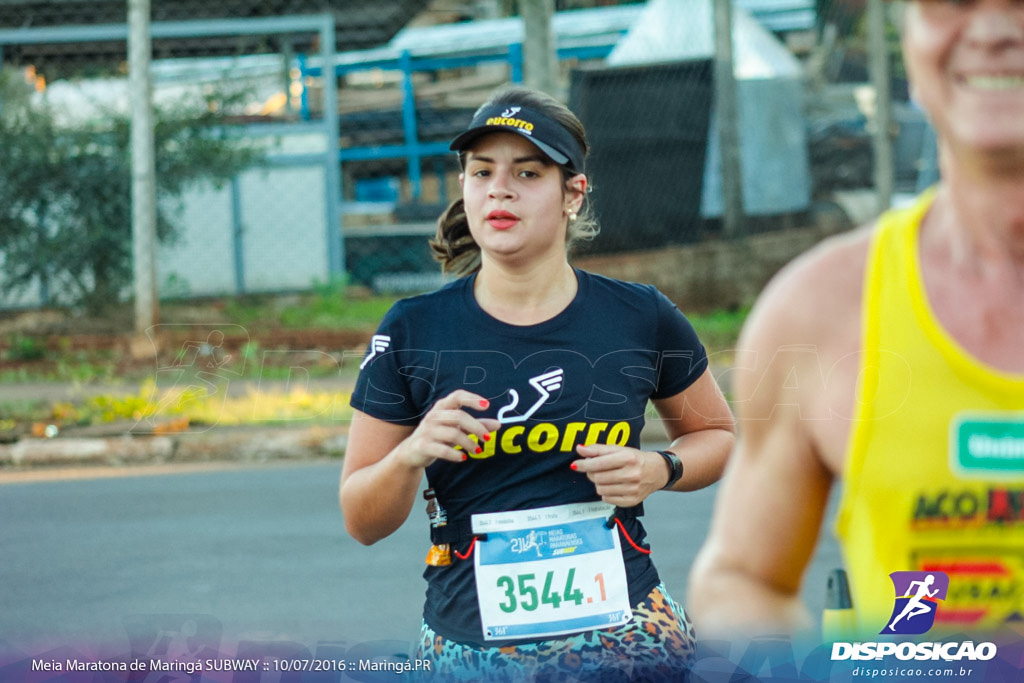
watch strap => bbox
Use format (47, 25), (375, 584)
(656, 450), (683, 489)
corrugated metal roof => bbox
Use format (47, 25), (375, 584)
(737, 0), (816, 32)
(0, 0), (430, 75)
(333, 0), (815, 68)
(387, 4), (644, 56)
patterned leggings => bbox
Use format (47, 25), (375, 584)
(413, 583), (695, 682)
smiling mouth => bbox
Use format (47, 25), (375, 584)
(961, 75), (1024, 90)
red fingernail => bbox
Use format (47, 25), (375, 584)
(480, 399), (489, 408)
(476, 447), (483, 454)
(570, 462), (578, 471)
(462, 454), (468, 461)
(483, 433), (491, 441)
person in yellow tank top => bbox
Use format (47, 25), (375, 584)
(688, 0), (1024, 639)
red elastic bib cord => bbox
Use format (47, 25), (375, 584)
(454, 536), (477, 560)
(614, 517), (651, 555)
(453, 520), (651, 560)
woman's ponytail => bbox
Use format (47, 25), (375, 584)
(429, 198), (481, 276)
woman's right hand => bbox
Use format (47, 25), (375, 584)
(395, 390), (500, 469)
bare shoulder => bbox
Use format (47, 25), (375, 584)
(731, 223), (876, 473)
(740, 224), (874, 355)
(687, 229), (878, 632)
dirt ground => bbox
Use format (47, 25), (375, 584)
(0, 303), (374, 448)
(0, 301), (375, 374)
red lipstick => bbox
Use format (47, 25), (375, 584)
(487, 210), (519, 230)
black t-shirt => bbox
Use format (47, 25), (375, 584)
(350, 269), (708, 644)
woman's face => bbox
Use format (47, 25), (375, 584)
(459, 132), (585, 266)
(904, 0), (1024, 156)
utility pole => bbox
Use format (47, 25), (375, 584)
(867, 0), (894, 213)
(713, 0), (746, 238)
(128, 0), (159, 336)
(519, 0), (558, 97)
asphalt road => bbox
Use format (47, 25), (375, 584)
(0, 461), (842, 668)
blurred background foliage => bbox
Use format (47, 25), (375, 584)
(0, 72), (264, 314)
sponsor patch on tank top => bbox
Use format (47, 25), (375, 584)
(951, 412), (1024, 478)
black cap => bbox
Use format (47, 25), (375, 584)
(449, 104), (585, 173)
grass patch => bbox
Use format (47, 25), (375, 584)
(221, 280), (396, 331)
(7, 335), (46, 361)
(278, 296), (395, 330)
(1, 282), (749, 434)
(0, 400), (48, 423)
(0, 355), (122, 385)
(125, 379), (354, 427)
(687, 305), (750, 356)
(2, 380), (354, 434)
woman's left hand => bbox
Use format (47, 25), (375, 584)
(572, 444), (668, 507)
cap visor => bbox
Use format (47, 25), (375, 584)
(450, 127), (570, 166)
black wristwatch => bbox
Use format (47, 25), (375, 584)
(656, 450), (684, 490)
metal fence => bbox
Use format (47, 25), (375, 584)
(0, 0), (926, 311)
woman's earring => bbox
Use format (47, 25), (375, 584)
(567, 209), (577, 221)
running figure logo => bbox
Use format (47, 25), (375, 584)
(510, 530), (546, 558)
(497, 368), (564, 424)
(882, 571), (949, 635)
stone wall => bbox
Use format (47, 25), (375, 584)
(572, 220), (848, 312)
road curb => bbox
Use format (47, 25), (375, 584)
(0, 425), (349, 468)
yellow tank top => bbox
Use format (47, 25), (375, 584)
(836, 190), (1024, 635)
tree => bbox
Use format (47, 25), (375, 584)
(0, 73), (262, 313)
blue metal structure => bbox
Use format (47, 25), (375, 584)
(295, 0), (816, 209)
(297, 5), (644, 205)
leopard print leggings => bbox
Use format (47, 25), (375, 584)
(413, 583), (696, 682)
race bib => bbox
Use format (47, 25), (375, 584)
(472, 501), (633, 641)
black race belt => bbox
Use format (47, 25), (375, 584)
(429, 503), (645, 545)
